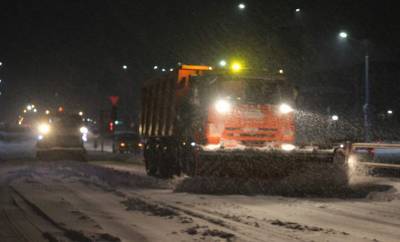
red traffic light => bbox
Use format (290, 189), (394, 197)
(109, 96), (120, 107)
(108, 121), (114, 132)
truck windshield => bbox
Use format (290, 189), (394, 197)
(217, 78), (293, 104)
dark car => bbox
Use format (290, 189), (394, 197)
(36, 114), (87, 160)
(113, 132), (142, 154)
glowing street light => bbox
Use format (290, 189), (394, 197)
(331, 115), (339, 121)
(0, 61), (2, 66)
(26, 105), (33, 111)
(219, 60), (227, 67)
(33, 108), (38, 113)
(153, 65), (158, 70)
(279, 69), (284, 74)
(78, 111), (84, 116)
(339, 31), (348, 39)
(45, 110), (50, 115)
(122, 65), (128, 70)
(387, 110), (393, 115)
(238, 3), (246, 10)
(295, 8), (301, 13)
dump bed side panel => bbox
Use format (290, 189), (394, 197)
(140, 66), (211, 138)
(140, 74), (178, 138)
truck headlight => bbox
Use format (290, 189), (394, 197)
(38, 123), (51, 135)
(281, 143), (296, 151)
(80, 126), (88, 134)
(215, 99), (232, 114)
(279, 103), (293, 114)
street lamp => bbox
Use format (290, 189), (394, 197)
(339, 31), (348, 39)
(331, 115), (339, 121)
(295, 8), (301, 13)
(219, 60), (227, 67)
(339, 31), (370, 142)
(238, 3), (246, 10)
(122, 65), (128, 70)
(387, 110), (393, 115)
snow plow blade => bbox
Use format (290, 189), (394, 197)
(195, 149), (344, 180)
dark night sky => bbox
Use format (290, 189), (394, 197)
(1, 0), (399, 122)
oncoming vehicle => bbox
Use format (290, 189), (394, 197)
(140, 64), (345, 179)
(113, 132), (142, 154)
(36, 113), (88, 161)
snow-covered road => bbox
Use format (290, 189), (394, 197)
(1, 138), (400, 242)
(0, 160), (399, 242)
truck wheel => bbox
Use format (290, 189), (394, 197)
(158, 145), (175, 178)
(159, 141), (181, 178)
(145, 158), (157, 176)
(144, 144), (157, 176)
(179, 148), (196, 176)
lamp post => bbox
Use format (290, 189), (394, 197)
(339, 32), (370, 142)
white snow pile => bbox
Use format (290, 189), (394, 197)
(176, 162), (354, 197)
(27, 161), (174, 189)
(52, 161), (175, 190)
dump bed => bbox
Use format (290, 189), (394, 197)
(140, 65), (212, 138)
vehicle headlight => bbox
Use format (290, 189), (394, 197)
(215, 99), (232, 114)
(38, 123), (51, 135)
(279, 103), (293, 114)
(80, 126), (88, 134)
(281, 143), (296, 151)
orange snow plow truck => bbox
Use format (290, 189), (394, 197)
(140, 64), (346, 179)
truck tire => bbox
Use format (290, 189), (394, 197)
(158, 144), (178, 178)
(144, 144), (157, 176)
(179, 147), (196, 176)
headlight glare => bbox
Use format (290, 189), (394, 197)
(215, 99), (232, 114)
(38, 123), (50, 134)
(80, 126), (88, 134)
(279, 103), (293, 114)
(281, 143), (296, 151)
